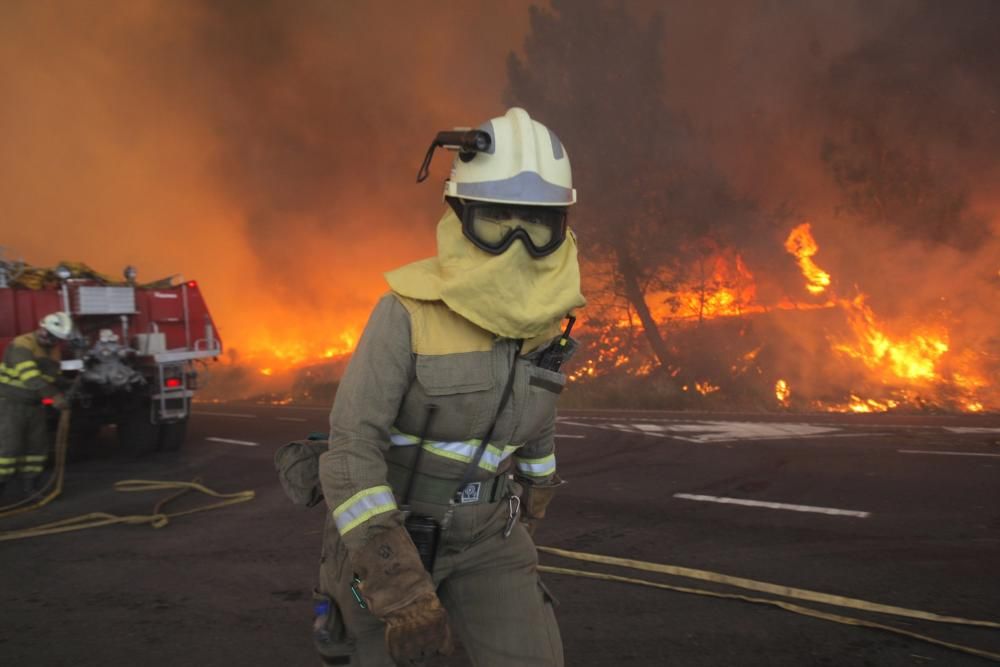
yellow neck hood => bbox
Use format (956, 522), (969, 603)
(385, 210), (586, 339)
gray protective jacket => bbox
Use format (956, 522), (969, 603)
(318, 293), (569, 555)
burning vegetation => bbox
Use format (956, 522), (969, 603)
(561, 222), (996, 413)
(3, 1), (997, 412)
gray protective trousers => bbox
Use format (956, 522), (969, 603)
(317, 500), (563, 666)
(0, 397), (49, 481)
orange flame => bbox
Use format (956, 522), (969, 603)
(695, 380), (720, 396)
(783, 223), (989, 412)
(775, 379), (791, 407)
(784, 223), (831, 295)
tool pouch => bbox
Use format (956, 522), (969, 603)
(274, 437), (326, 507)
(403, 514), (440, 573)
(312, 589), (355, 665)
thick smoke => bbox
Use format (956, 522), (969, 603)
(0, 0), (532, 359)
(1, 1), (997, 406)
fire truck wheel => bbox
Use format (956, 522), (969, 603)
(117, 406), (160, 457)
(158, 418), (189, 452)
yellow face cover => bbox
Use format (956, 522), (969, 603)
(385, 209), (586, 340)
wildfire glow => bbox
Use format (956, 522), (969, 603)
(695, 381), (720, 396)
(260, 368), (273, 376)
(835, 295), (949, 382)
(780, 223), (994, 413)
(647, 250), (760, 322)
(784, 223), (832, 295)
(775, 379), (790, 407)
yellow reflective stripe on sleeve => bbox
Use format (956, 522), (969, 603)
(12, 360), (38, 374)
(19, 465), (45, 473)
(41, 375), (57, 383)
(515, 454), (557, 477)
(0, 457), (17, 465)
(333, 485), (397, 536)
(0, 467), (15, 476)
(19, 369), (42, 382)
(19, 455), (48, 463)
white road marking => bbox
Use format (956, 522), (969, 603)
(943, 427), (1000, 434)
(194, 412), (257, 419)
(555, 434), (585, 439)
(562, 419), (847, 443)
(206, 437), (259, 447)
(898, 449), (1000, 459)
(276, 417), (308, 422)
(673, 493), (871, 518)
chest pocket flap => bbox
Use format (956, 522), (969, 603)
(416, 353), (494, 396)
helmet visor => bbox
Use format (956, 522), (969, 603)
(457, 202), (567, 257)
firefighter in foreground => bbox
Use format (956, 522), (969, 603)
(0, 312), (71, 497)
(314, 108), (585, 666)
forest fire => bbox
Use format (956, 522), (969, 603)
(561, 222), (995, 414)
(784, 223), (832, 296)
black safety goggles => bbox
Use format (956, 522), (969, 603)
(448, 199), (568, 258)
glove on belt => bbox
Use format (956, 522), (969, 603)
(517, 474), (566, 536)
(351, 524), (453, 662)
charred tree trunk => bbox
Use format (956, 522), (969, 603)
(618, 252), (671, 372)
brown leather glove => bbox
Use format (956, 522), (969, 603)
(518, 474), (566, 536)
(351, 524), (453, 663)
(384, 593), (452, 663)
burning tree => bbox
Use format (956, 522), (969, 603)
(505, 0), (762, 376)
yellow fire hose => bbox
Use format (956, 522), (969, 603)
(538, 547), (1000, 663)
(0, 408), (255, 539)
(2, 413), (995, 661)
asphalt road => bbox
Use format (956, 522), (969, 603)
(2, 405), (999, 666)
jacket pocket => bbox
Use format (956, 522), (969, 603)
(401, 352), (496, 439)
(415, 352), (494, 395)
(527, 365), (567, 395)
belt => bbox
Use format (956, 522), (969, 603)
(386, 462), (511, 506)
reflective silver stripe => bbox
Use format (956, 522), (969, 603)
(332, 485), (397, 535)
(390, 430), (518, 472)
(456, 171), (574, 205)
(515, 454), (556, 478)
(389, 431), (421, 446)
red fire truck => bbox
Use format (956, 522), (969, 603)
(0, 255), (221, 456)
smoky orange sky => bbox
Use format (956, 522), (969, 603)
(2, 0), (998, 389)
(0, 0), (536, 366)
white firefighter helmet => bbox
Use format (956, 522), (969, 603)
(444, 107), (576, 207)
(39, 311), (73, 340)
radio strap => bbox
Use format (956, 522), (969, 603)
(453, 339), (523, 503)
